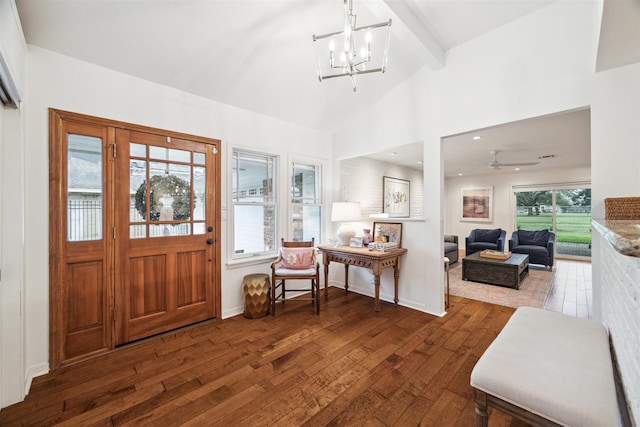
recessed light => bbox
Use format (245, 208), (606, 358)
(417, 160), (423, 164)
(458, 173), (463, 176)
(472, 136), (482, 140)
(390, 152), (397, 156)
(514, 168), (520, 171)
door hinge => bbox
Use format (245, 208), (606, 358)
(110, 143), (116, 158)
(113, 307), (116, 322)
(212, 147), (218, 155)
(113, 227), (116, 240)
(167, 136), (171, 144)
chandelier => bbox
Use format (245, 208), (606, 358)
(313, 0), (392, 92)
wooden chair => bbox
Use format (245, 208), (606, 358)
(270, 238), (320, 315)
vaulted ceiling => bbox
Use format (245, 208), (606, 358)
(15, 0), (639, 176)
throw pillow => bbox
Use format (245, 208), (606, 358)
(475, 228), (501, 243)
(444, 235), (455, 243)
(280, 247), (315, 269)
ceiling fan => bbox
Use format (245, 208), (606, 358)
(487, 150), (539, 169)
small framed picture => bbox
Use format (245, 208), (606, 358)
(349, 237), (364, 248)
(372, 222), (403, 248)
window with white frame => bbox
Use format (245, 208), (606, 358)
(290, 161), (321, 243)
(232, 150), (277, 258)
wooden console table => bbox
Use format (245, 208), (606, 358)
(317, 245), (408, 312)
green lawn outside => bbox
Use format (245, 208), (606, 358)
(516, 213), (592, 245)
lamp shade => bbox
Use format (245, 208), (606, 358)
(331, 202), (362, 222)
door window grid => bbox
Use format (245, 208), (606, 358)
(129, 143), (206, 238)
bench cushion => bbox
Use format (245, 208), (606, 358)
(471, 307), (619, 426)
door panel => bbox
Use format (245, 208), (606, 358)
(64, 260), (106, 358)
(115, 129), (218, 345)
(49, 111), (114, 367)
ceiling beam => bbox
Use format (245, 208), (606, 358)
(367, 0), (446, 70)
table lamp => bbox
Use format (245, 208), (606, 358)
(331, 202), (362, 246)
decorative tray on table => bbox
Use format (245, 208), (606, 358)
(479, 249), (512, 260)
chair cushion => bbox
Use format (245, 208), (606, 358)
(517, 229), (549, 246)
(280, 247), (315, 269)
(475, 228), (501, 243)
(274, 267), (317, 276)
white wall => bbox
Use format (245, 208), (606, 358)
(444, 166), (591, 249)
(0, 0), (27, 408)
(17, 45), (332, 401)
(332, 0), (598, 316)
(339, 156), (424, 219)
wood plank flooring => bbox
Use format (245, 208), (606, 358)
(0, 289), (529, 426)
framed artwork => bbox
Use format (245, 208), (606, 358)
(373, 222), (403, 248)
(383, 176), (410, 218)
(460, 186), (493, 222)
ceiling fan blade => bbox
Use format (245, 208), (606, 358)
(498, 161), (540, 167)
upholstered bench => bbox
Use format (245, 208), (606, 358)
(471, 307), (620, 426)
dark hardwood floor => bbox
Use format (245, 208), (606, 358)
(0, 288), (528, 426)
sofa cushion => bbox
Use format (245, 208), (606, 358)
(475, 228), (502, 243)
(517, 229), (549, 247)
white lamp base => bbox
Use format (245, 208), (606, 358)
(336, 223), (356, 246)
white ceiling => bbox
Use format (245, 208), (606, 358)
(15, 0), (635, 176)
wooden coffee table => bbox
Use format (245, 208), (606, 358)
(462, 252), (529, 289)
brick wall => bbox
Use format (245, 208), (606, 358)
(597, 231), (640, 423)
(340, 157), (424, 219)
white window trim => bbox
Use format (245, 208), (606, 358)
(227, 146), (280, 264)
(287, 154), (326, 244)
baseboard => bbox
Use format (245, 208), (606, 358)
(24, 363), (49, 396)
(326, 281), (441, 317)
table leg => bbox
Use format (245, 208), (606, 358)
(323, 262), (329, 298)
(344, 264), (349, 293)
(374, 274), (381, 311)
(393, 261), (400, 305)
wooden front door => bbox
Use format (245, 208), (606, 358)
(50, 110), (221, 368)
(114, 129), (220, 344)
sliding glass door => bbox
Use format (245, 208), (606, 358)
(515, 188), (591, 258)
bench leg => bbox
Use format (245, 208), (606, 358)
(474, 388), (488, 427)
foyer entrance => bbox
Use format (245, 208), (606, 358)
(49, 110), (221, 367)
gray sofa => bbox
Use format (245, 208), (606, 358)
(444, 235), (459, 264)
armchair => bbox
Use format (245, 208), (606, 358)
(509, 229), (555, 271)
(465, 228), (506, 256)
(270, 238), (320, 315)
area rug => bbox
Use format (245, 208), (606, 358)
(448, 262), (554, 308)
